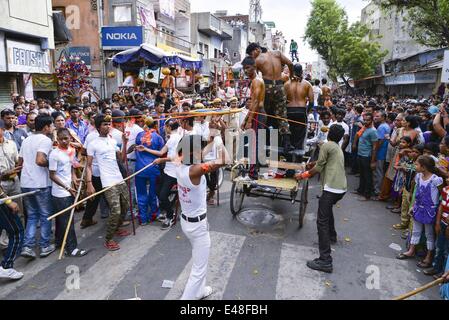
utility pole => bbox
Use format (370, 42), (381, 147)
(97, 0), (106, 98)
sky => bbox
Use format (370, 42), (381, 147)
(191, 0), (369, 63)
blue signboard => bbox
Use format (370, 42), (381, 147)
(101, 26), (143, 50)
(68, 47), (91, 67)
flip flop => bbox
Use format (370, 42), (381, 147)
(417, 261), (432, 269)
(396, 253), (414, 260)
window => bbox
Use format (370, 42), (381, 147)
(204, 44), (209, 59)
(214, 48), (219, 59)
(113, 4), (132, 22)
(199, 43), (204, 54)
(233, 52), (237, 58)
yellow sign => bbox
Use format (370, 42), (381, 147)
(156, 43), (198, 60)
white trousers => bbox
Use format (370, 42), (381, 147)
(180, 217), (211, 300)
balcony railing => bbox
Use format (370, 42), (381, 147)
(156, 29), (192, 54)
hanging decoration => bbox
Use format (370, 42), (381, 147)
(55, 55), (93, 99)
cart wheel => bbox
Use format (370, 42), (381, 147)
(230, 182), (245, 216)
(299, 180), (309, 229)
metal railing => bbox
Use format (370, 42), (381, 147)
(155, 29), (192, 54)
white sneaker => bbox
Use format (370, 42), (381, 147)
(0, 266), (24, 280)
(200, 286), (213, 300)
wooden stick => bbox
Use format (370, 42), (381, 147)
(58, 165), (87, 260)
(0, 190), (40, 204)
(47, 161), (156, 221)
(393, 278), (445, 300)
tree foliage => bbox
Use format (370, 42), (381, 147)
(304, 0), (387, 87)
(379, 0), (449, 47)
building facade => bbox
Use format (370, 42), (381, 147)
(0, 0), (55, 106)
(190, 12), (233, 85)
(358, 0), (441, 96)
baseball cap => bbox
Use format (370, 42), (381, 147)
(111, 109), (126, 123)
(428, 105), (439, 115)
(212, 98), (222, 105)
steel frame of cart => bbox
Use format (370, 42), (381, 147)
(229, 158), (311, 229)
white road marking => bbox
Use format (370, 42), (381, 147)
(276, 243), (326, 300)
(164, 231), (245, 300)
(55, 225), (166, 300)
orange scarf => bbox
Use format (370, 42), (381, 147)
(141, 128), (156, 146)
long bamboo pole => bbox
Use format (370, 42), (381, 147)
(58, 165), (87, 260)
(0, 190), (40, 204)
(393, 277), (445, 300)
(47, 161), (156, 222)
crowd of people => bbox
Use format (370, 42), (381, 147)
(0, 84), (249, 283)
(300, 92), (449, 295)
(1, 57), (449, 298)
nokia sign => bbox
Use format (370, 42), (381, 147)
(101, 26), (143, 50)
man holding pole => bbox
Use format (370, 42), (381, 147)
(86, 115), (131, 251)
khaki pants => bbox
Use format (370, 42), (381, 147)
(104, 183), (130, 241)
(400, 189), (411, 227)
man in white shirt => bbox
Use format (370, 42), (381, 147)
(19, 115), (55, 259)
(124, 109), (144, 218)
(225, 80), (237, 102)
(312, 79), (322, 121)
(329, 109), (350, 152)
(216, 81), (226, 100)
(86, 115), (131, 251)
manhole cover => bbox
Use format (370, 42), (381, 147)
(236, 208), (283, 229)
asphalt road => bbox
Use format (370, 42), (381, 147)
(0, 171), (441, 300)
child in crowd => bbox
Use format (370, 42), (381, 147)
(397, 156), (443, 269)
(390, 136), (413, 213)
(393, 143), (422, 235)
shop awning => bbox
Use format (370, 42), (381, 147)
(112, 44), (202, 70)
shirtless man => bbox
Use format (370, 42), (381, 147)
(321, 78), (332, 106)
(241, 56), (266, 179)
(284, 64), (314, 152)
(246, 43), (293, 149)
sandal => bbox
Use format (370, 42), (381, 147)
(66, 248), (89, 257)
(396, 253), (414, 260)
(417, 261), (432, 269)
(391, 208), (401, 214)
(393, 223), (408, 230)
(115, 229), (131, 237)
(104, 240), (120, 251)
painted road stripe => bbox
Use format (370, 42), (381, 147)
(276, 243), (326, 300)
(0, 216), (102, 299)
(164, 231), (246, 300)
(55, 225), (166, 300)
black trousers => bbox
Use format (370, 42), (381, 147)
(83, 175), (104, 221)
(317, 191), (345, 263)
(357, 156), (374, 198)
(156, 171), (177, 220)
(287, 107), (307, 151)
(206, 171), (218, 192)
(53, 196), (78, 253)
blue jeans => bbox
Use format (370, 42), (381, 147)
(135, 173), (160, 223)
(434, 223), (449, 273)
(22, 187), (53, 249)
(0, 204), (24, 269)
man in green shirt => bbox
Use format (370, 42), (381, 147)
(296, 124), (347, 273)
(290, 39), (299, 62)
